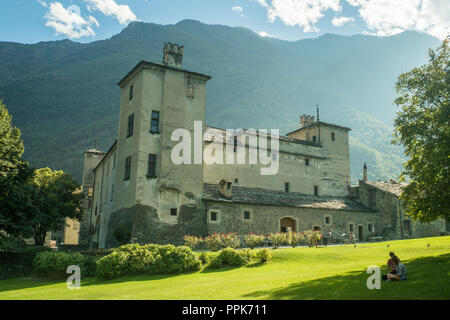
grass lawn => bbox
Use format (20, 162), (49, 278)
(0, 236), (449, 300)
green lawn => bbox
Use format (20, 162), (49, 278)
(0, 236), (449, 300)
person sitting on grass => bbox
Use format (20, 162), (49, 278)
(387, 252), (398, 275)
(387, 255), (407, 281)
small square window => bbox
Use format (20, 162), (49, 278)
(313, 136), (317, 142)
(210, 211), (218, 221)
(349, 224), (354, 232)
(331, 132), (335, 141)
(243, 211), (251, 220)
(325, 217), (330, 224)
(368, 224), (373, 232)
(314, 185), (319, 196)
(305, 158), (310, 166)
(285, 182), (290, 193)
(170, 208), (177, 216)
(234, 178), (239, 184)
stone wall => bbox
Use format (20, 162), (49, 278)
(105, 202), (207, 248)
(204, 200), (378, 241)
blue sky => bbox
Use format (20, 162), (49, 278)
(1, 0), (448, 44)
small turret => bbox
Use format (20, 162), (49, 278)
(163, 42), (184, 68)
(300, 114), (315, 127)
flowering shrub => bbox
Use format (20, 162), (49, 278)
(255, 249), (272, 263)
(304, 230), (322, 247)
(183, 235), (203, 250)
(221, 232), (240, 249)
(203, 234), (222, 251)
(267, 232), (289, 248)
(244, 233), (265, 249)
(288, 232), (305, 247)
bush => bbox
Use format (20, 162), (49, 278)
(304, 230), (322, 247)
(244, 233), (265, 249)
(0, 245), (51, 279)
(96, 244), (201, 279)
(151, 245), (202, 274)
(204, 234), (222, 251)
(255, 249), (272, 263)
(267, 233), (289, 249)
(288, 232), (304, 247)
(208, 257), (223, 269)
(198, 252), (209, 265)
(96, 251), (130, 279)
(218, 248), (250, 266)
(183, 235), (203, 250)
(33, 251), (87, 278)
(0, 234), (27, 252)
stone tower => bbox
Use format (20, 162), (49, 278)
(79, 148), (105, 246)
(106, 43), (212, 246)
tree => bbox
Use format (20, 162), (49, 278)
(0, 100), (36, 239)
(393, 37), (450, 223)
(31, 168), (84, 245)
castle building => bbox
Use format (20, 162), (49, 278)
(78, 43), (447, 248)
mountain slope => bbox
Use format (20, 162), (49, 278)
(0, 20), (440, 182)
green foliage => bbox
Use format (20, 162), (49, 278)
(33, 251), (87, 278)
(393, 37), (450, 222)
(96, 251), (130, 279)
(287, 231), (305, 247)
(0, 99), (25, 176)
(0, 234), (26, 252)
(208, 257), (223, 269)
(244, 233), (265, 249)
(0, 245), (51, 279)
(304, 230), (322, 247)
(96, 243), (201, 279)
(198, 252), (209, 265)
(218, 248), (250, 267)
(0, 100), (36, 240)
(267, 233), (289, 249)
(255, 249), (272, 263)
(31, 168), (84, 245)
(113, 226), (132, 246)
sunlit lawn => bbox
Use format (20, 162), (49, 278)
(0, 236), (449, 300)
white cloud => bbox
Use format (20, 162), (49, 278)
(258, 31), (273, 37)
(254, 0), (342, 33)
(44, 2), (98, 39)
(332, 16), (355, 27)
(346, 0), (450, 39)
(232, 6), (244, 13)
(83, 0), (138, 25)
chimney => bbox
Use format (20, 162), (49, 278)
(219, 179), (232, 198)
(300, 114), (315, 128)
(363, 163), (367, 182)
(163, 42), (184, 68)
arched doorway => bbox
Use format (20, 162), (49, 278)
(280, 217), (296, 233)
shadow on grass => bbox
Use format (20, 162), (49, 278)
(242, 253), (450, 300)
(0, 277), (62, 293)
